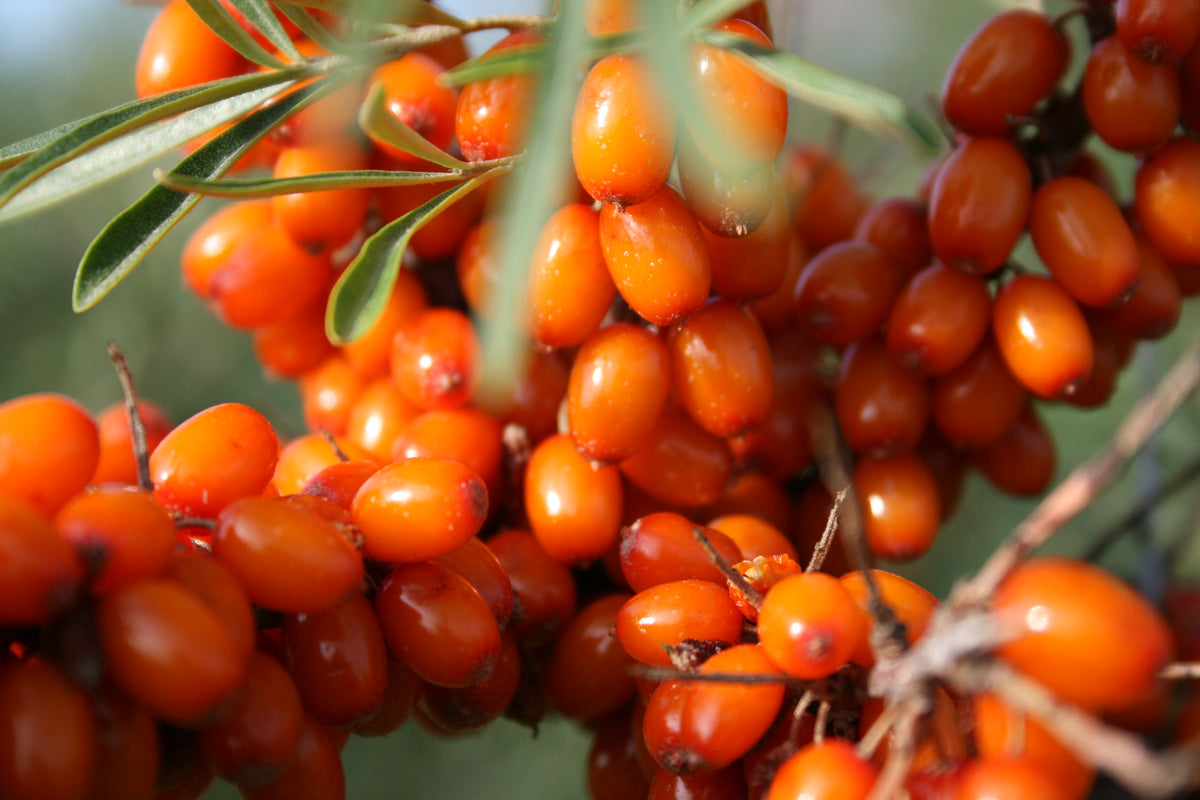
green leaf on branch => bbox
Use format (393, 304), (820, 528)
(158, 167), (475, 198)
(326, 170), (500, 344)
(443, 45), (544, 86)
(275, 3), (354, 53)
(274, 0), (465, 27)
(682, 0), (763, 32)
(222, 0), (305, 61)
(697, 28), (943, 157)
(0, 120), (86, 170)
(357, 82), (469, 170)
(0, 70), (301, 220)
(72, 76), (340, 313)
(186, 0), (289, 68)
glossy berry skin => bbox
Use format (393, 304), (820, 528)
(526, 203), (615, 348)
(86, 687), (159, 800)
(486, 529), (577, 645)
(344, 380), (421, 462)
(544, 594), (637, 721)
(993, 556), (1175, 711)
(941, 9), (1068, 136)
(886, 262), (991, 375)
(525, 433), (624, 564)
(620, 512), (743, 593)
(1101, 235), (1183, 340)
(0, 498), (82, 625)
(97, 578), (246, 726)
(1135, 137), (1200, 266)
(973, 403), (1057, 497)
(0, 393), (99, 517)
(271, 139), (369, 253)
(853, 196), (933, 282)
(956, 757), (1073, 800)
(351, 457), (488, 564)
(390, 308), (481, 411)
(1116, 0), (1200, 63)
(707, 514), (795, 561)
(432, 537), (514, 629)
(992, 275), (1094, 399)
(618, 405), (733, 509)
(701, 172), (790, 295)
(1083, 35), (1180, 154)
(375, 561), (502, 688)
(393, 407), (505, 517)
(587, 708), (650, 800)
(756, 572), (864, 680)
(973, 693), (1095, 800)
(840, 570), (939, 667)
(928, 137), (1032, 275)
(785, 145), (870, 253)
(239, 714), (345, 800)
(455, 30), (543, 161)
(150, 403), (279, 519)
(599, 185), (712, 326)
(418, 631), (522, 732)
(0, 659), (97, 800)
(253, 303), (336, 380)
(836, 336), (931, 457)
(793, 240), (904, 347)
(364, 52), (458, 167)
(932, 337), (1027, 448)
(679, 136), (776, 239)
(615, 580), (745, 667)
(568, 323), (671, 464)
(181, 200), (272, 299)
(765, 740), (877, 800)
(283, 592), (389, 727)
(214, 496), (363, 613)
(135, 0), (244, 98)
(854, 453), (941, 561)
(91, 399), (172, 487)
(573, 54), (676, 205)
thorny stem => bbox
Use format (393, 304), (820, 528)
(952, 332), (1200, 609)
(107, 342), (152, 493)
(805, 487), (846, 573)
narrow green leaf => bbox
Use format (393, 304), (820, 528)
(682, 0), (759, 32)
(0, 70), (299, 217)
(160, 167), (470, 198)
(186, 0), (288, 68)
(275, 3), (354, 53)
(275, 0), (465, 27)
(0, 119), (85, 170)
(698, 29), (943, 156)
(357, 82), (468, 170)
(443, 45), (544, 87)
(327, 171), (499, 343)
(223, 0), (304, 60)
(73, 77), (336, 313)
(477, 0), (588, 404)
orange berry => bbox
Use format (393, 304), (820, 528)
(91, 399), (172, 487)
(524, 433), (624, 564)
(992, 274), (1094, 399)
(615, 580), (745, 667)
(0, 393), (99, 517)
(135, 0), (244, 98)
(364, 52), (458, 168)
(527, 203), (616, 348)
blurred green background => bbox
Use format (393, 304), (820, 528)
(1, 1), (1198, 798)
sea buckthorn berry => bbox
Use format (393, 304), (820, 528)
(702, 472), (793, 539)
(1029, 176), (1140, 307)
(239, 714), (345, 800)
(599, 185), (712, 325)
(343, 379), (421, 462)
(973, 693), (1095, 800)
(679, 135), (776, 238)
(585, 0), (640, 35)
(702, 172), (790, 297)
(756, 572), (864, 680)
(572, 53), (675, 205)
(54, 486), (175, 596)
(853, 453), (941, 561)
(1135, 137), (1200, 265)
(973, 403), (1056, 497)
(615, 580), (745, 667)
(932, 336), (1027, 448)
(374, 168), (485, 261)
(97, 578), (246, 726)
(198, 651), (303, 787)
(689, 19), (788, 176)
(993, 556), (1175, 711)
(0, 393), (99, 517)
(668, 300), (774, 439)
(784, 145), (869, 253)
(282, 592), (389, 727)
(87, 687), (159, 800)
(957, 757), (1074, 800)
(886, 262), (991, 375)
(0, 659), (97, 800)
(390, 308), (481, 411)
(568, 323), (671, 464)
(135, 0), (244, 98)
(214, 496), (363, 613)
(643, 644), (785, 773)
(150, 402), (279, 518)
(928, 137), (1031, 275)
(418, 632), (522, 732)
(299, 356), (368, 437)
(941, 9), (1068, 137)
(487, 529), (577, 645)
(0, 498), (82, 625)
(181, 200), (273, 299)
(364, 52), (458, 167)
(300, 460), (380, 510)
(271, 138), (368, 253)
(486, 348), (570, 445)
(352, 457), (487, 564)
(525, 433), (624, 564)
(352, 657), (421, 738)
(527, 203), (615, 348)
(340, 268), (429, 379)
(836, 336), (931, 457)
(1083, 35), (1181, 154)
(1101, 235), (1183, 339)
(1066, 315), (1129, 409)
(993, 274), (1094, 398)
(272, 431), (372, 497)
(165, 551), (256, 665)
(853, 196), (933, 282)
(840, 570), (939, 667)
(1117, 0), (1200, 64)
(205, 223), (334, 330)
(619, 405), (733, 509)
(650, 766), (750, 800)
(728, 554), (803, 623)
(621, 513), (743, 593)
(707, 514), (795, 562)
(750, 233), (808, 331)
(455, 30), (543, 161)
(588, 708), (651, 800)
(375, 561), (502, 688)
(92, 399), (171, 487)
(793, 240), (904, 347)
(432, 537), (514, 629)
(766, 739), (877, 800)
(545, 594), (638, 720)
(253, 303), (336, 380)
(394, 407), (505, 512)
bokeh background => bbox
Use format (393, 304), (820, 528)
(1, 1), (1198, 797)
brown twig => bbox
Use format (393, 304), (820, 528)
(805, 487), (846, 573)
(319, 429), (350, 462)
(694, 525), (762, 609)
(953, 331), (1200, 609)
(1083, 452), (1200, 562)
(106, 342), (152, 493)
(865, 698), (923, 800)
(629, 664), (798, 686)
(1161, 661), (1200, 680)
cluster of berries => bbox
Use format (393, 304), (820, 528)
(4, 0), (1200, 798)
